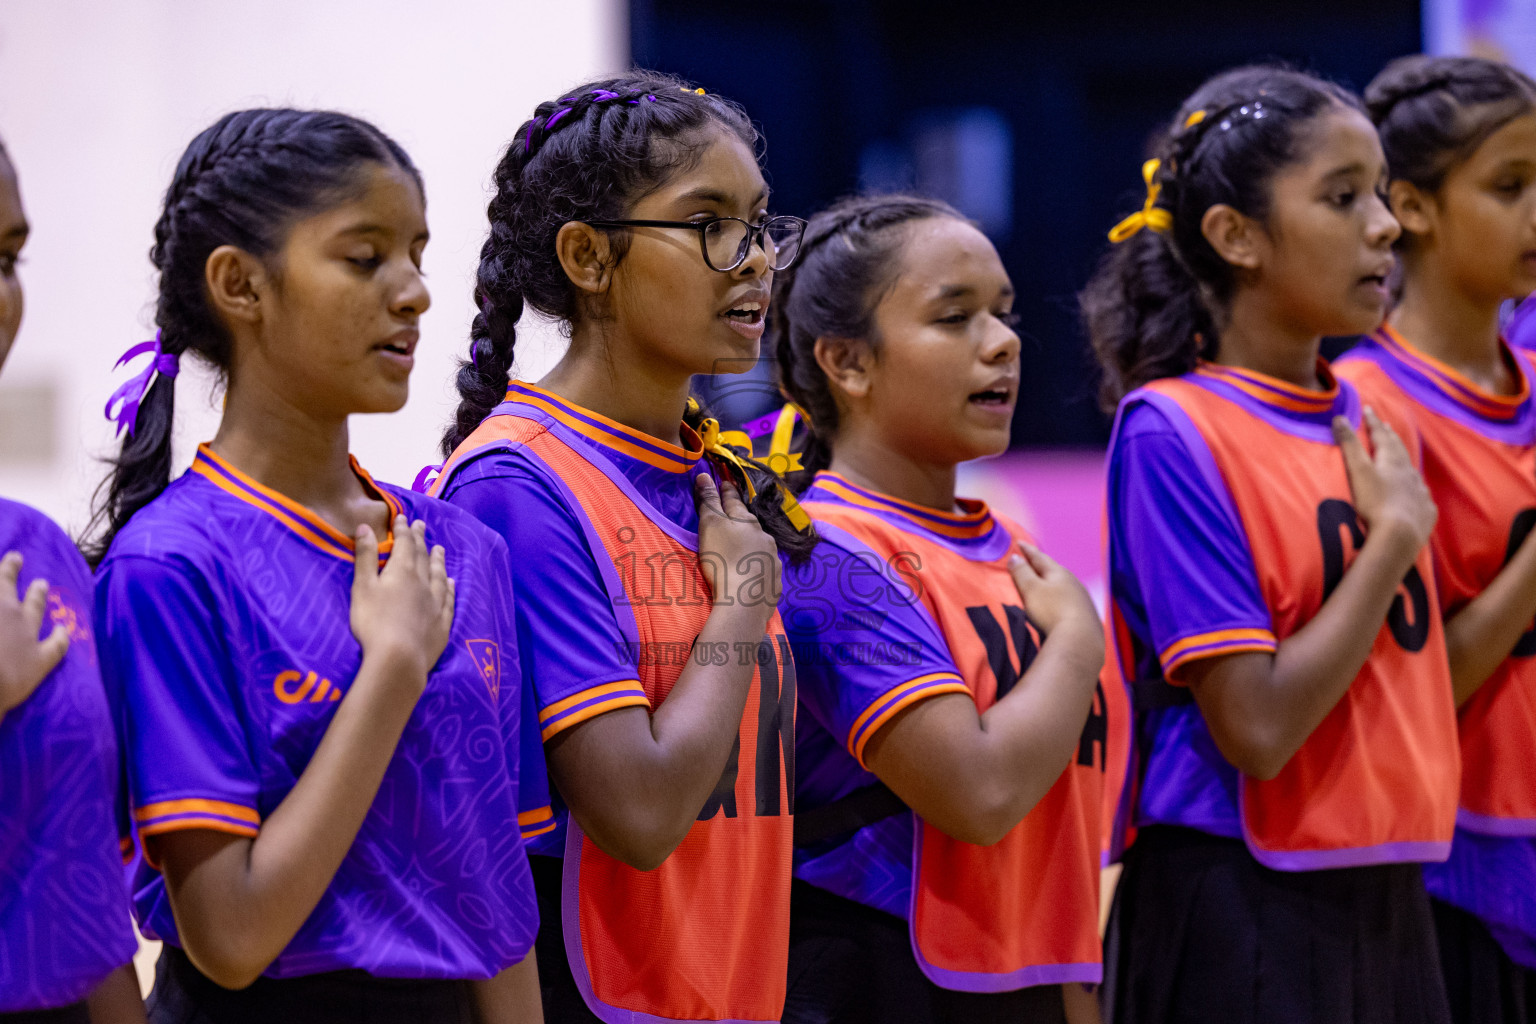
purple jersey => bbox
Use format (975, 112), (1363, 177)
(779, 485), (978, 919)
(1106, 396), (1290, 839)
(94, 445), (540, 980)
(437, 383), (714, 857)
(0, 498), (137, 1011)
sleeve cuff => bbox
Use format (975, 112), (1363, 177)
(847, 672), (971, 769)
(518, 805), (557, 839)
(134, 798), (261, 870)
(1159, 627), (1278, 679)
(538, 680), (651, 741)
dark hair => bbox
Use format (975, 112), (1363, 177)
(1367, 55), (1536, 202)
(445, 70), (815, 560)
(769, 193), (963, 492)
(83, 108), (420, 565)
(1081, 65), (1364, 411)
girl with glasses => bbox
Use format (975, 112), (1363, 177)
(432, 72), (814, 1024)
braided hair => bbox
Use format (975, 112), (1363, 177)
(1080, 65), (1363, 411)
(768, 194), (964, 492)
(445, 71), (816, 561)
(83, 108), (420, 565)
(1367, 55), (1536, 204)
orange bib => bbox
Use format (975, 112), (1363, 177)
(438, 404), (794, 1023)
(806, 498), (1103, 991)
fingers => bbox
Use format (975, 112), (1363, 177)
(352, 524), (379, 594)
(716, 478), (751, 521)
(1016, 541), (1063, 578)
(428, 543), (449, 607)
(1333, 415), (1371, 478)
(1008, 548), (1044, 594)
(1363, 406), (1409, 465)
(35, 624), (70, 678)
(693, 473), (724, 519)
(439, 577), (457, 634)
(411, 520), (430, 583)
(0, 552), (20, 603)
(20, 577), (49, 635)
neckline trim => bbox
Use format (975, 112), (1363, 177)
(506, 381), (705, 473)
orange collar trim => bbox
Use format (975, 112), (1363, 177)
(505, 381), (705, 474)
(190, 444), (400, 561)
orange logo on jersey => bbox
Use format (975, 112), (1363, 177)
(273, 670), (343, 704)
(466, 639), (500, 702)
(46, 591), (91, 645)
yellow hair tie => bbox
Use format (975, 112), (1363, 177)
(1107, 158), (1174, 243)
(766, 403), (805, 477)
(1184, 109), (1208, 128)
(694, 414), (811, 532)
(682, 86), (706, 96)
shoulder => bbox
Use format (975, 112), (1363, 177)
(0, 497), (87, 579)
(381, 484), (510, 556)
(98, 474), (226, 572)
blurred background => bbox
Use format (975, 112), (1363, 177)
(1, 0), (1531, 598)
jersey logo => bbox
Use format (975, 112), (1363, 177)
(466, 639), (501, 702)
(273, 669), (343, 704)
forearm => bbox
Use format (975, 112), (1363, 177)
(1193, 527), (1421, 778)
(84, 964), (146, 1023)
(168, 652), (424, 986)
(974, 616), (1104, 818)
(1445, 536), (1536, 705)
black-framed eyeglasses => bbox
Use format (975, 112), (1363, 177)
(586, 215), (807, 272)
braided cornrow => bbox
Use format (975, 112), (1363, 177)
(84, 108), (419, 564)
(1367, 55), (1536, 196)
(1081, 65), (1363, 410)
(769, 194), (963, 492)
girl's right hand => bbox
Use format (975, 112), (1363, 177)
(349, 516), (456, 688)
(1334, 407), (1438, 553)
(694, 473), (781, 618)
(1007, 542), (1100, 639)
(0, 551), (69, 718)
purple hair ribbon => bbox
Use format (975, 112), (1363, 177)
(411, 463), (442, 494)
(104, 332), (180, 439)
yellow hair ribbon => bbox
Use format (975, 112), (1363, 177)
(1184, 109), (1208, 128)
(682, 86), (706, 96)
(766, 403), (805, 477)
(694, 413), (811, 532)
(1107, 158), (1174, 244)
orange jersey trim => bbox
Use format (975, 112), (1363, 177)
(848, 672), (971, 768)
(814, 473), (996, 540)
(190, 445), (401, 561)
(538, 680), (652, 741)
(519, 805), (557, 839)
(1159, 627), (1278, 677)
(1194, 360), (1339, 415)
(1377, 325), (1529, 421)
(506, 381), (705, 474)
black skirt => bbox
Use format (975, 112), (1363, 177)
(0, 1005), (90, 1024)
(528, 854), (602, 1024)
(1103, 825), (1451, 1024)
(782, 878), (1068, 1024)
(1432, 896), (1536, 1024)
(146, 946), (476, 1024)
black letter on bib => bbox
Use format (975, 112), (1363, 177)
(1318, 497), (1430, 652)
(966, 605), (1038, 699)
(697, 734), (740, 821)
(1078, 681), (1108, 770)
(1508, 509), (1536, 657)
(752, 637), (797, 816)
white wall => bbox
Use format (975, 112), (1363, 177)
(0, 0), (625, 532)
